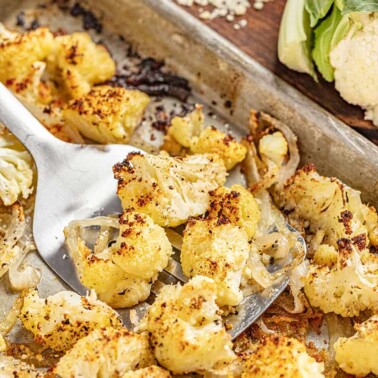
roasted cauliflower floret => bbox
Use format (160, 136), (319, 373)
(334, 315), (378, 377)
(145, 276), (235, 374)
(121, 366), (172, 378)
(0, 26), (54, 83)
(47, 32), (115, 99)
(180, 185), (260, 306)
(71, 237), (151, 308)
(181, 218), (249, 307)
(258, 131), (288, 166)
(283, 164), (376, 247)
(111, 212), (172, 280)
(242, 335), (324, 378)
(114, 152), (227, 227)
(304, 239), (378, 317)
(63, 85), (149, 143)
(54, 327), (155, 378)
(0, 356), (41, 378)
(0, 130), (34, 206)
(65, 212), (172, 308)
(208, 185), (261, 240)
(164, 106), (246, 170)
(19, 290), (122, 351)
(191, 127), (247, 170)
(5, 61), (54, 105)
(169, 104), (204, 147)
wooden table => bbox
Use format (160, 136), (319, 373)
(180, 0), (378, 145)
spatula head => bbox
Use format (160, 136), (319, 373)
(32, 140), (141, 293)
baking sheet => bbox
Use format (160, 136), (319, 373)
(0, 0), (376, 370)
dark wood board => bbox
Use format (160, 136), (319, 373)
(179, 0), (378, 145)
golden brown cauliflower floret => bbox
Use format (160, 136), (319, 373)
(54, 327), (155, 378)
(304, 239), (378, 317)
(168, 104), (204, 148)
(181, 185), (260, 306)
(145, 276), (235, 374)
(334, 315), (378, 377)
(191, 126), (247, 170)
(242, 335), (324, 378)
(0, 26), (54, 83)
(163, 106), (246, 170)
(47, 32), (115, 99)
(208, 184), (261, 240)
(121, 366), (172, 378)
(65, 211), (172, 308)
(111, 212), (172, 280)
(62, 85), (149, 143)
(181, 218), (249, 307)
(258, 131), (288, 166)
(19, 290), (122, 351)
(114, 152), (227, 227)
(283, 164), (376, 248)
(70, 237), (151, 308)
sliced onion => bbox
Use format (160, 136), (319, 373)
(279, 260), (309, 314)
(256, 317), (275, 334)
(0, 291), (26, 335)
(247, 248), (273, 288)
(254, 232), (290, 259)
(325, 313), (354, 372)
(258, 113), (300, 188)
(0, 204), (26, 278)
(8, 245), (41, 291)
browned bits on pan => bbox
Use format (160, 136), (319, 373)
(107, 58), (191, 101)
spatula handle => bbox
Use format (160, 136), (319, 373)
(0, 82), (61, 158)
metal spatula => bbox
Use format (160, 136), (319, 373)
(0, 83), (306, 339)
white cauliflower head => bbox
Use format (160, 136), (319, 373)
(0, 131), (34, 206)
(19, 290), (122, 351)
(330, 14), (378, 127)
(65, 212), (172, 308)
(242, 335), (324, 378)
(304, 239), (378, 317)
(54, 327), (155, 378)
(145, 276), (235, 374)
(63, 85), (150, 144)
(114, 152), (227, 227)
(334, 315), (378, 377)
